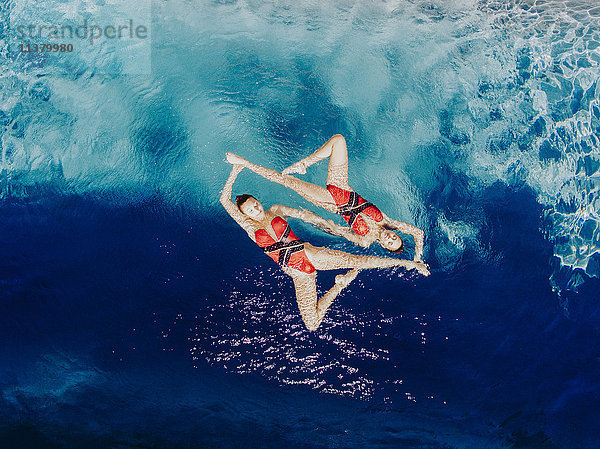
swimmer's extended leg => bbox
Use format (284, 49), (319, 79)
(232, 155), (336, 211)
(290, 269), (358, 331)
(308, 246), (429, 274)
(283, 134), (351, 190)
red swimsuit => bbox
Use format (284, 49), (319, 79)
(326, 184), (383, 236)
(254, 217), (316, 274)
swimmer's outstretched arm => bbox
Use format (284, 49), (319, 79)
(381, 213), (425, 261)
(290, 269), (359, 331)
(270, 204), (369, 248)
(269, 203), (308, 221)
(302, 210), (369, 247)
(220, 164), (254, 235)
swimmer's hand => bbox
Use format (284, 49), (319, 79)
(226, 152), (247, 166)
(282, 160), (307, 175)
(335, 269), (359, 289)
(413, 261), (430, 277)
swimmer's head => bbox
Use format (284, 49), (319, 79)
(377, 228), (404, 253)
(236, 194), (265, 220)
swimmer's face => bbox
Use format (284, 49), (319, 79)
(239, 197), (265, 220)
(378, 229), (403, 252)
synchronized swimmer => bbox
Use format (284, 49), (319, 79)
(220, 135), (429, 331)
(226, 134), (425, 260)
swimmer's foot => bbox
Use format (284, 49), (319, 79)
(226, 152), (248, 166)
(335, 269), (359, 289)
(282, 160), (307, 175)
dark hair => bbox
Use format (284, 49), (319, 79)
(235, 194), (255, 211)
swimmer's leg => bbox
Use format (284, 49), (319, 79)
(283, 134), (351, 190)
(308, 246), (427, 274)
(240, 158), (335, 210)
(289, 269), (358, 331)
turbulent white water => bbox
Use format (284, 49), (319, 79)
(1, 0), (599, 290)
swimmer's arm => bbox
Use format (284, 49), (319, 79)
(272, 204), (369, 247)
(220, 165), (253, 234)
(313, 216), (370, 248)
(290, 269), (358, 331)
(269, 204), (306, 220)
(306, 211), (369, 247)
(382, 213), (425, 261)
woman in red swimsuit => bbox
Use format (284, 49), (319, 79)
(221, 162), (429, 331)
(226, 134), (425, 261)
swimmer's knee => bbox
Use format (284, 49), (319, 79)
(331, 134), (346, 149)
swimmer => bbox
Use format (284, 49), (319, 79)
(226, 134), (426, 261)
(221, 161), (429, 331)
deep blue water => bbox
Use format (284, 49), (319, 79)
(2, 1), (600, 448)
